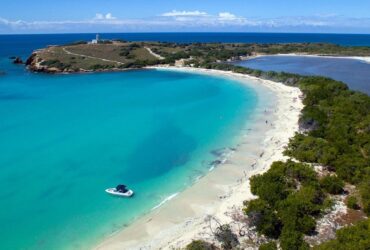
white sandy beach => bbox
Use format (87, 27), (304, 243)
(95, 66), (304, 250)
(270, 53), (370, 64)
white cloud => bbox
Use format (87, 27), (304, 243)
(94, 13), (104, 20)
(217, 12), (252, 25)
(95, 13), (116, 20)
(0, 12), (370, 33)
(218, 12), (238, 21)
(105, 13), (116, 20)
(160, 10), (253, 26)
(161, 10), (208, 17)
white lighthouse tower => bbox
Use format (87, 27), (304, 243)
(90, 34), (100, 44)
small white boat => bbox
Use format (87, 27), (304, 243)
(105, 185), (134, 197)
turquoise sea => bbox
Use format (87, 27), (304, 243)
(0, 57), (258, 249)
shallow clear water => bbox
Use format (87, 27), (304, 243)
(0, 65), (258, 249)
(234, 55), (370, 95)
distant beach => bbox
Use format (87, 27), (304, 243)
(234, 54), (370, 95)
(96, 67), (303, 249)
(273, 53), (370, 64)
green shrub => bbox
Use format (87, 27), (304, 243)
(250, 161), (318, 207)
(185, 240), (217, 250)
(359, 182), (370, 215)
(279, 186), (323, 234)
(259, 242), (277, 250)
(244, 199), (282, 238)
(320, 176), (344, 194)
(347, 196), (360, 210)
(280, 228), (309, 250)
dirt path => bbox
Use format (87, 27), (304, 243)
(62, 47), (124, 65)
(145, 47), (165, 60)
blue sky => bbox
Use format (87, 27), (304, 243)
(1, 0), (370, 34)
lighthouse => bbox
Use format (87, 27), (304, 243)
(90, 34), (100, 44)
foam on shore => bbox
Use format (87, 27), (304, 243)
(151, 193), (180, 211)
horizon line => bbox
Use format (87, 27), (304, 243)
(1, 31), (370, 36)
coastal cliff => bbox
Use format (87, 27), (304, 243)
(26, 52), (94, 73)
(25, 53), (57, 73)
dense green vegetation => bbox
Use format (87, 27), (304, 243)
(244, 161), (325, 249)
(284, 77), (370, 216)
(285, 82), (370, 185)
(243, 43), (370, 56)
(319, 176), (344, 195)
(151, 42), (370, 65)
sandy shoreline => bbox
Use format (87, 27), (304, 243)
(259, 53), (370, 64)
(95, 66), (303, 250)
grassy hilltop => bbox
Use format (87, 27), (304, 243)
(27, 41), (159, 73)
